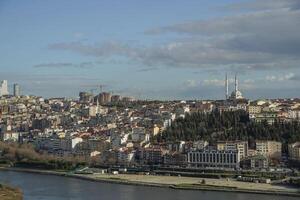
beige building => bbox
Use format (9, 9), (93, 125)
(256, 141), (282, 160)
(288, 142), (300, 161)
(248, 105), (262, 114)
(217, 141), (248, 160)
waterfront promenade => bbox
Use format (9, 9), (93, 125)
(80, 173), (299, 195)
(2, 167), (298, 197)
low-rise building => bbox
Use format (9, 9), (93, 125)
(142, 146), (164, 165)
(164, 152), (186, 167)
(187, 149), (240, 169)
(253, 112), (278, 124)
(193, 140), (209, 150)
(117, 147), (135, 165)
(240, 155), (269, 170)
(1, 131), (19, 142)
(35, 136), (83, 155)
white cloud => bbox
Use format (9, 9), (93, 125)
(33, 62), (95, 69)
(49, 3), (300, 72)
(202, 79), (225, 87)
(184, 79), (199, 87)
(265, 73), (295, 82)
(244, 79), (255, 83)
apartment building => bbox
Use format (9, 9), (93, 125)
(256, 140), (282, 160)
(217, 141), (248, 160)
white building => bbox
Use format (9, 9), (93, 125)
(0, 80), (9, 96)
(88, 101), (108, 117)
(1, 132), (19, 142)
(35, 136), (83, 153)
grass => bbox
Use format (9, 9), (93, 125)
(175, 183), (237, 190)
(108, 177), (124, 181)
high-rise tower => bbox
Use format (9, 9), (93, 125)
(13, 83), (20, 96)
(0, 80), (9, 96)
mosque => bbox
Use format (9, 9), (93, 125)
(225, 73), (244, 101)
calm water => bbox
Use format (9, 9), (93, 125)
(0, 170), (298, 200)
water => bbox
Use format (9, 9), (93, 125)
(0, 170), (298, 200)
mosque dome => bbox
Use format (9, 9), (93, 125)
(230, 90), (243, 100)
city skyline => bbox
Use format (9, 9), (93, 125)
(1, 1), (300, 199)
(1, 0), (300, 99)
(0, 74), (246, 101)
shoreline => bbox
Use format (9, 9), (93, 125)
(0, 182), (22, 200)
(1, 167), (299, 197)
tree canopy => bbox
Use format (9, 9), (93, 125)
(155, 110), (300, 146)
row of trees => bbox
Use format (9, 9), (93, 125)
(154, 110), (300, 146)
(0, 142), (85, 170)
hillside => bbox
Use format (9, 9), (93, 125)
(155, 110), (300, 146)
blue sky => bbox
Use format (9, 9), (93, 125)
(1, 0), (300, 100)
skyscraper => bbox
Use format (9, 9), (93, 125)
(13, 83), (20, 96)
(0, 80), (9, 96)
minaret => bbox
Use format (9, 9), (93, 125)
(235, 73), (238, 99)
(225, 73), (229, 100)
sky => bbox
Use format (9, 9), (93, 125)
(1, 0), (300, 100)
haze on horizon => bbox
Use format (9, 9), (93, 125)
(1, 0), (300, 100)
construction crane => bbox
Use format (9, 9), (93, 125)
(80, 83), (107, 94)
(98, 84), (107, 93)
